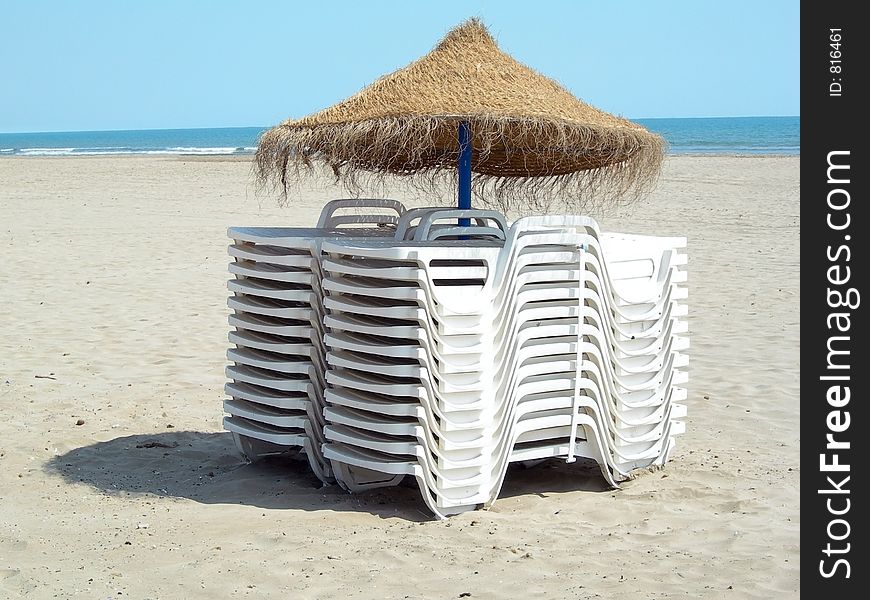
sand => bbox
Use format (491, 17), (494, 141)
(0, 155), (799, 599)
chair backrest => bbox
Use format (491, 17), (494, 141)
(412, 209), (508, 241)
(315, 198), (406, 229)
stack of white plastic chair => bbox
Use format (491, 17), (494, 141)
(319, 209), (508, 514)
(224, 199), (407, 482)
(522, 216), (689, 477)
(318, 210), (688, 518)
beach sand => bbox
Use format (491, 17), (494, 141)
(0, 155), (799, 598)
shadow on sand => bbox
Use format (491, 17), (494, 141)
(44, 430), (611, 520)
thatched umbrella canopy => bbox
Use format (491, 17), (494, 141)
(256, 18), (665, 212)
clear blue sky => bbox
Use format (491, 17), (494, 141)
(1, 0), (799, 133)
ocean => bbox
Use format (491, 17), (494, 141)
(0, 116), (798, 157)
(639, 116), (799, 155)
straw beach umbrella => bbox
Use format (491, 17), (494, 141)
(256, 18), (665, 212)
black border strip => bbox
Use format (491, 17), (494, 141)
(802, 3), (867, 595)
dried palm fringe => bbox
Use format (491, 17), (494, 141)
(255, 115), (666, 214)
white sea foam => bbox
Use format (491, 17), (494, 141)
(161, 146), (246, 155)
(17, 148), (79, 156)
(5, 146), (255, 157)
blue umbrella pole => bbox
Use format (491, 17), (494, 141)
(458, 121), (472, 226)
